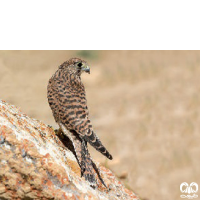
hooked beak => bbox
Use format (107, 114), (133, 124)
(82, 65), (90, 74)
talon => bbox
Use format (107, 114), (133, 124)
(54, 128), (63, 136)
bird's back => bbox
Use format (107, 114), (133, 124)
(48, 68), (91, 131)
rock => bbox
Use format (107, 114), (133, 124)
(0, 99), (139, 200)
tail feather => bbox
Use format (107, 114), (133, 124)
(81, 140), (96, 188)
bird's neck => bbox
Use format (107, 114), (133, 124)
(70, 73), (82, 86)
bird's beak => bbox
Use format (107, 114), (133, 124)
(82, 65), (90, 74)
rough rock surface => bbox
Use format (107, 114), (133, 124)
(0, 99), (139, 200)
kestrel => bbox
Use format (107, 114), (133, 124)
(47, 58), (113, 187)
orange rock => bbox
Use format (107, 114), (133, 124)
(0, 99), (139, 200)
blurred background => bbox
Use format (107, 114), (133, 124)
(0, 50), (200, 200)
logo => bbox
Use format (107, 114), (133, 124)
(180, 182), (198, 199)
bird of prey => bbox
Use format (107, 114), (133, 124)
(47, 58), (113, 188)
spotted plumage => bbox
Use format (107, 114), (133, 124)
(47, 58), (112, 187)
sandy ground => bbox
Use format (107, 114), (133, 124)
(0, 50), (200, 200)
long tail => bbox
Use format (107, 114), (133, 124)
(81, 140), (96, 188)
(58, 125), (97, 187)
(83, 129), (113, 160)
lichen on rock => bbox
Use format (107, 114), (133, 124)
(0, 99), (139, 200)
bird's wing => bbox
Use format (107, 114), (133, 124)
(51, 78), (112, 160)
(47, 77), (61, 123)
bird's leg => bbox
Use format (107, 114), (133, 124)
(54, 128), (62, 136)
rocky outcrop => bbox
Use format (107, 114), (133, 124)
(0, 99), (139, 200)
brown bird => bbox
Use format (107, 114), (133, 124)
(47, 58), (112, 187)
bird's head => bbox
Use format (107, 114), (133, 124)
(60, 58), (90, 76)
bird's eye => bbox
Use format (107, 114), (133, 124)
(77, 62), (82, 67)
